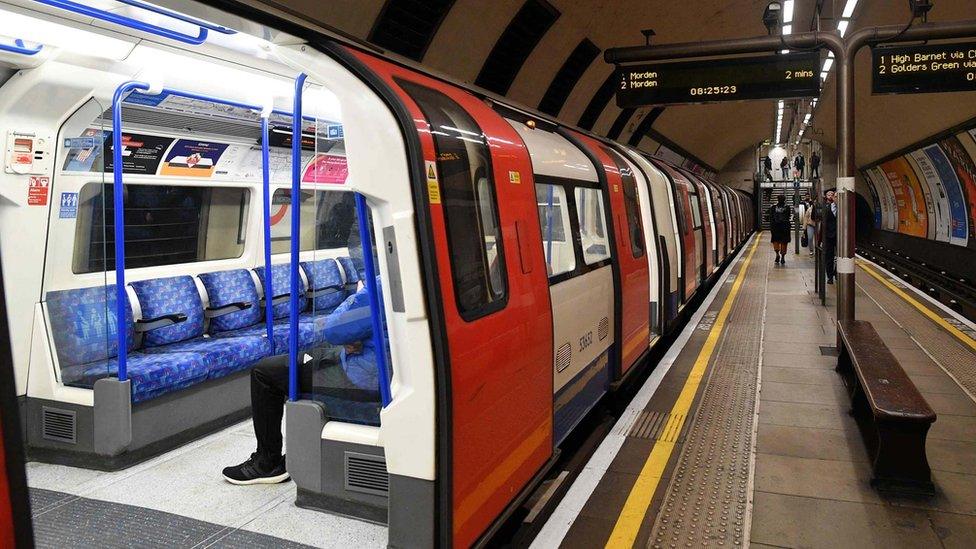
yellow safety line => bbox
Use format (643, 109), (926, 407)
(605, 235), (761, 549)
(858, 260), (976, 353)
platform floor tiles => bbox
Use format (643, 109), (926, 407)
(752, 246), (976, 548)
(26, 418), (387, 548)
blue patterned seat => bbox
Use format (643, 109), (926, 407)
(46, 285), (208, 402)
(198, 269), (262, 333)
(214, 318), (319, 356)
(253, 263), (307, 320)
(132, 275), (272, 380)
(60, 352), (210, 403)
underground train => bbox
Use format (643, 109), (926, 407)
(0, 1), (754, 546)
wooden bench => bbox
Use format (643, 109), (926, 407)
(836, 320), (937, 495)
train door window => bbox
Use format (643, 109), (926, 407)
(270, 189), (360, 256)
(604, 147), (645, 258)
(574, 187), (611, 264)
(689, 192), (703, 229)
(72, 183), (248, 273)
(396, 79), (507, 319)
(536, 183), (575, 277)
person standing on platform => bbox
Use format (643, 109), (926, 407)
(763, 155), (773, 182)
(803, 195), (816, 255)
(810, 151), (821, 179)
(768, 195), (792, 265)
(780, 156), (790, 180)
(794, 152), (806, 180)
(820, 189), (838, 284)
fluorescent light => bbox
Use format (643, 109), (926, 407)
(821, 70), (830, 80)
(0, 7), (135, 60)
(784, 0), (795, 23)
(842, 0), (859, 18)
(838, 20), (849, 37)
(803, 113), (812, 123)
(783, 24), (793, 35)
(822, 58), (834, 72)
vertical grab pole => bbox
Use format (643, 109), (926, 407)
(260, 115), (275, 345)
(288, 73), (307, 402)
(111, 81), (150, 383)
(545, 185), (554, 263)
(355, 193), (392, 407)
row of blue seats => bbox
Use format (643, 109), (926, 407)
(47, 257), (361, 403)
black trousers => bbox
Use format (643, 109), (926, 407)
(250, 352), (378, 468)
(823, 238), (837, 280)
(811, 165), (820, 178)
(781, 167), (789, 179)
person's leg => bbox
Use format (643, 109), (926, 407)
(251, 362), (289, 467)
(824, 240), (836, 282)
(807, 226), (815, 254)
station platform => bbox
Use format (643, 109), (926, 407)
(534, 233), (976, 549)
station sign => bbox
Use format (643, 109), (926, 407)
(872, 41), (976, 95)
(615, 52), (820, 107)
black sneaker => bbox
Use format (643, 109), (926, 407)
(222, 453), (289, 485)
(827, 278), (834, 285)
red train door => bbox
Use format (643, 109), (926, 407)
(692, 178), (715, 278)
(569, 133), (650, 377)
(654, 160), (700, 301)
(352, 53), (553, 547)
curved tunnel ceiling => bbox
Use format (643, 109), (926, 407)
(244, 0), (976, 171)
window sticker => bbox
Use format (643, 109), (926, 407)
(59, 192), (78, 218)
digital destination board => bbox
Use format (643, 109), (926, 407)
(872, 41), (976, 95)
(615, 52), (821, 108)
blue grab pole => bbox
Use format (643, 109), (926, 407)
(111, 81), (151, 382)
(288, 73), (307, 402)
(0, 39), (42, 56)
(35, 0), (210, 45)
(260, 116), (275, 344)
(355, 194), (392, 407)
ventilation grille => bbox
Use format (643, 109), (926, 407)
(556, 343), (572, 373)
(97, 106), (262, 142)
(369, 0), (456, 61)
(474, 0), (560, 95)
(598, 317), (609, 340)
(344, 452), (389, 497)
(577, 71), (617, 130)
(538, 39), (600, 116)
(42, 407), (77, 444)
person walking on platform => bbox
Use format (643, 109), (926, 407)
(794, 152), (806, 180)
(780, 156), (790, 180)
(763, 155), (773, 182)
(810, 151), (821, 179)
(768, 195), (792, 264)
(820, 189), (838, 284)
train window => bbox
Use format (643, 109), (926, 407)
(574, 187), (611, 264)
(270, 189), (361, 256)
(604, 147), (645, 258)
(690, 193), (703, 229)
(536, 184), (575, 277)
(72, 183), (247, 273)
(396, 79), (507, 319)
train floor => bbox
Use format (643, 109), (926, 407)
(533, 232), (976, 549)
(25, 417), (387, 548)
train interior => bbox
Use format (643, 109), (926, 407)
(2, 0), (756, 546)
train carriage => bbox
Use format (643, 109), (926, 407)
(0, 1), (754, 546)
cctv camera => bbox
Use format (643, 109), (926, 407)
(763, 1), (783, 35)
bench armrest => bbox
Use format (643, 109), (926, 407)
(135, 313), (188, 333)
(204, 301), (252, 319)
(307, 285), (343, 299)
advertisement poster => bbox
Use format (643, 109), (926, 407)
(302, 154), (348, 184)
(104, 132), (174, 175)
(160, 140), (228, 178)
(62, 128), (105, 172)
(939, 135), (976, 248)
(874, 166), (900, 232)
(864, 168), (890, 230)
(923, 144), (970, 246)
(906, 152), (943, 241)
(881, 157), (928, 238)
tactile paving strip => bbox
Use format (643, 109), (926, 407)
(857, 270), (976, 401)
(647, 248), (769, 548)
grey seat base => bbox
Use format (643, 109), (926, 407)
(22, 359), (276, 472)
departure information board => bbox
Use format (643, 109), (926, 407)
(615, 52), (820, 107)
(872, 41), (976, 95)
